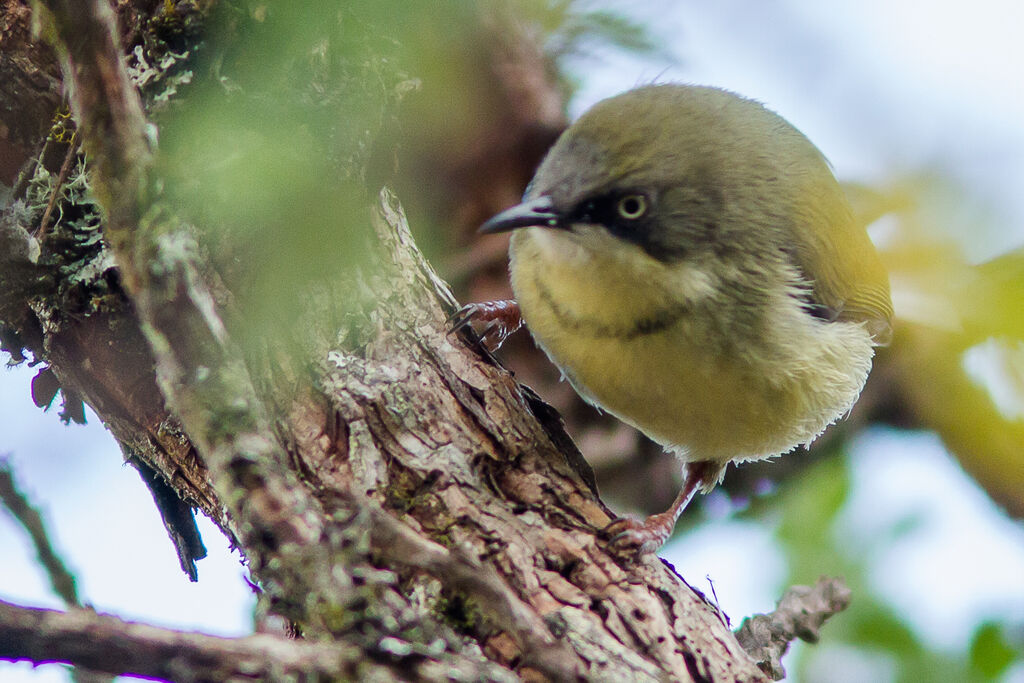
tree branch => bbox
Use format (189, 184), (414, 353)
(0, 458), (117, 683)
(32, 0), (329, 594)
(0, 457), (80, 607)
(735, 576), (852, 680)
(0, 599), (516, 682)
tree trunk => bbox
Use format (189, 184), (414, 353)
(0, 1), (806, 680)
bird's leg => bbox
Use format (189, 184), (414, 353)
(602, 460), (721, 556)
(449, 299), (524, 352)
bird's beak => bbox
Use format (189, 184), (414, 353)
(478, 196), (563, 234)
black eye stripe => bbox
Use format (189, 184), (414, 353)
(567, 190), (689, 262)
(573, 191), (650, 223)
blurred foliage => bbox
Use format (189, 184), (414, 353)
(870, 178), (1024, 520)
(525, 0), (663, 59)
(146, 0), (659, 346)
(151, 0), (392, 341)
(743, 450), (1024, 682)
(970, 622), (1019, 680)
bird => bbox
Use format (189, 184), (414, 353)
(454, 84), (893, 554)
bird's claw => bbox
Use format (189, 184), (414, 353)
(447, 300), (523, 353)
(447, 303), (480, 333)
(601, 515), (672, 557)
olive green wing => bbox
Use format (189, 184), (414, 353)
(786, 174), (894, 345)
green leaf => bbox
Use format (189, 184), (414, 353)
(969, 622), (1017, 679)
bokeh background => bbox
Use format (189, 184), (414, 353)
(2, 1), (1023, 680)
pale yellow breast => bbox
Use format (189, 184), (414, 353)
(509, 228), (875, 463)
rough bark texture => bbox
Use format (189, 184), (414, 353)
(0, 1), (778, 680)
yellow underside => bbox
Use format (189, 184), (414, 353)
(510, 228), (874, 463)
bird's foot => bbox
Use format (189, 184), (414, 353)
(601, 511), (677, 557)
(448, 299), (523, 353)
(599, 461), (720, 558)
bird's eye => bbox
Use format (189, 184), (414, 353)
(617, 194), (647, 220)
